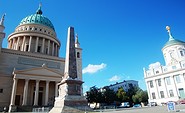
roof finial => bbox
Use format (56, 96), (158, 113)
(166, 26), (174, 41)
(75, 34), (80, 44)
(36, 3), (43, 15)
(0, 13), (6, 26)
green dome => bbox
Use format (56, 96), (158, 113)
(19, 5), (55, 31)
(163, 38), (185, 49)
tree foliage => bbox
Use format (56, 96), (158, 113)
(86, 85), (148, 107)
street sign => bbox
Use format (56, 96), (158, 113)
(167, 102), (175, 112)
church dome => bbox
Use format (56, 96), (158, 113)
(162, 26), (185, 49)
(7, 4), (60, 57)
(163, 39), (185, 49)
(19, 5), (55, 31)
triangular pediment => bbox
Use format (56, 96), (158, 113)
(14, 67), (63, 78)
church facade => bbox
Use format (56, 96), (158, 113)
(144, 26), (185, 105)
(0, 5), (82, 111)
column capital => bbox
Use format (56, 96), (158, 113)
(36, 80), (40, 83)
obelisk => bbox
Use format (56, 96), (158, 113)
(49, 27), (89, 113)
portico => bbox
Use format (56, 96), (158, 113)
(9, 66), (62, 109)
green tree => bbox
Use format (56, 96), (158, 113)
(86, 86), (103, 108)
(132, 89), (148, 105)
(102, 87), (116, 105)
(116, 87), (129, 102)
(126, 85), (139, 105)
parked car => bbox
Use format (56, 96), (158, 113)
(118, 102), (130, 108)
(150, 102), (157, 106)
(133, 104), (141, 108)
(179, 100), (185, 104)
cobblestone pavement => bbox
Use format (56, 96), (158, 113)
(99, 104), (185, 113)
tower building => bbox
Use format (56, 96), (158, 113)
(144, 26), (185, 105)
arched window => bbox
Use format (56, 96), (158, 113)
(77, 52), (80, 58)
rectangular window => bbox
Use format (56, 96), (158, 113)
(172, 66), (176, 69)
(0, 89), (3, 93)
(149, 81), (154, 88)
(160, 91), (165, 98)
(174, 75), (181, 83)
(157, 79), (161, 86)
(25, 44), (29, 51)
(180, 51), (184, 56)
(152, 92), (156, 99)
(169, 90), (174, 97)
(37, 46), (41, 52)
(166, 77), (171, 85)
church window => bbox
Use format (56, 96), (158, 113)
(0, 89), (3, 93)
(169, 90), (174, 97)
(182, 64), (185, 68)
(174, 75), (181, 83)
(37, 46), (41, 52)
(152, 92), (156, 99)
(45, 48), (48, 54)
(156, 71), (159, 74)
(165, 77), (171, 85)
(160, 91), (165, 98)
(77, 52), (80, 58)
(40, 29), (42, 31)
(29, 27), (32, 30)
(157, 79), (161, 86)
(35, 28), (37, 31)
(18, 46), (21, 51)
(172, 66), (176, 69)
(25, 44), (29, 51)
(149, 81), (154, 88)
(180, 51), (184, 56)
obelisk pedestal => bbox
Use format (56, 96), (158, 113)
(49, 27), (91, 113)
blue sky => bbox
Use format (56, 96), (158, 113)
(1, 0), (185, 92)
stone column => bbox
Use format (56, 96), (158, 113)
(22, 79), (29, 105)
(55, 44), (58, 56)
(8, 39), (12, 49)
(171, 76), (178, 97)
(154, 79), (160, 99)
(52, 42), (54, 56)
(16, 37), (20, 50)
(45, 81), (50, 105)
(10, 78), (18, 106)
(34, 80), (40, 106)
(28, 36), (32, 52)
(55, 82), (58, 97)
(47, 40), (50, 55)
(35, 37), (39, 52)
(161, 78), (169, 98)
(12, 38), (15, 49)
(41, 38), (45, 53)
(146, 81), (151, 100)
(21, 36), (26, 51)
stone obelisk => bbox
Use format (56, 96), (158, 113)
(49, 27), (89, 113)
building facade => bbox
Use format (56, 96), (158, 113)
(107, 80), (138, 92)
(144, 26), (185, 105)
(0, 5), (82, 111)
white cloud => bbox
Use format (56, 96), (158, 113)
(82, 63), (107, 74)
(109, 75), (121, 82)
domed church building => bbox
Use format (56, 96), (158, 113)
(0, 5), (82, 112)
